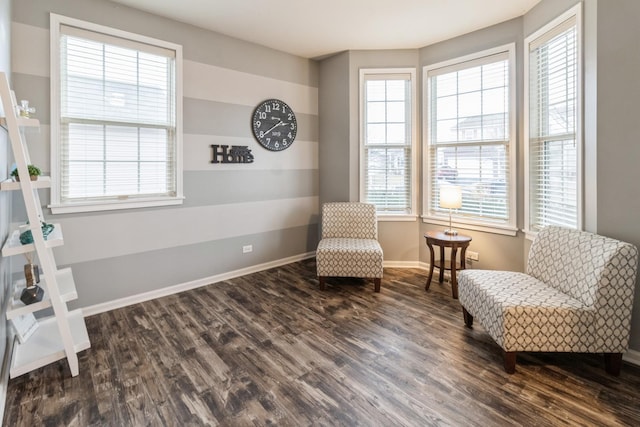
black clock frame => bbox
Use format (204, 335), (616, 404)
(251, 99), (297, 151)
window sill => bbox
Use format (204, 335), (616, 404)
(49, 196), (184, 214)
(377, 214), (418, 222)
(422, 215), (518, 236)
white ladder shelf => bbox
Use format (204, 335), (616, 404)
(0, 72), (90, 378)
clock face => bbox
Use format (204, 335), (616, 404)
(251, 99), (297, 151)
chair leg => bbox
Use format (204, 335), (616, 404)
(373, 278), (381, 293)
(319, 276), (326, 291)
(504, 351), (516, 374)
(462, 306), (473, 327)
(604, 353), (623, 376)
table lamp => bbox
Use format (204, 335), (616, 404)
(440, 185), (462, 236)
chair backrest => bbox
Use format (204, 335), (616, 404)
(527, 226), (638, 308)
(321, 202), (378, 240)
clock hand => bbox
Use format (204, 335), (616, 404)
(262, 120), (283, 136)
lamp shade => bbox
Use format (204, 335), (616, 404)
(439, 185), (462, 209)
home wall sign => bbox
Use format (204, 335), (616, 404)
(210, 144), (254, 164)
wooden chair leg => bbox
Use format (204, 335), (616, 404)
(373, 278), (381, 293)
(462, 306), (473, 327)
(504, 351), (516, 374)
(604, 353), (623, 376)
(319, 276), (326, 291)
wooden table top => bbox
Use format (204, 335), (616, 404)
(424, 231), (472, 244)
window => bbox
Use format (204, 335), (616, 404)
(360, 69), (417, 218)
(424, 45), (516, 235)
(50, 15), (183, 213)
(525, 5), (581, 237)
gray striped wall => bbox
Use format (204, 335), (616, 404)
(10, 0), (319, 309)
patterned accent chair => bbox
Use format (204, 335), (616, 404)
(458, 226), (638, 375)
(316, 202), (383, 292)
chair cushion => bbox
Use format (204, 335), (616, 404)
(458, 270), (596, 352)
(316, 238), (383, 278)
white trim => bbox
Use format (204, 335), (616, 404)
(49, 196), (184, 214)
(383, 260), (424, 269)
(623, 349), (640, 367)
(423, 215), (518, 237)
(82, 251), (315, 316)
(377, 214), (418, 222)
(359, 67), (418, 217)
(49, 13), (184, 214)
(0, 336), (14, 426)
(423, 43), (517, 235)
(523, 3), (583, 235)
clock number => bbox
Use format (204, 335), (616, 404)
(290, 123), (296, 130)
(283, 140), (288, 146)
(288, 132), (292, 139)
(255, 120), (261, 128)
(272, 102), (280, 111)
(259, 112), (267, 120)
(265, 105), (271, 113)
(259, 131), (264, 138)
(274, 142), (279, 148)
(282, 106), (287, 114)
(288, 113), (293, 120)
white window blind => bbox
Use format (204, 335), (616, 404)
(426, 49), (514, 228)
(51, 16), (182, 212)
(361, 72), (414, 215)
(527, 13), (579, 232)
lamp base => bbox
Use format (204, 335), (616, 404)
(444, 229), (458, 236)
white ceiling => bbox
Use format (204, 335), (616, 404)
(110, 0), (541, 59)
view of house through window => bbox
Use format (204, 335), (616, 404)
(50, 16), (182, 213)
(425, 46), (515, 232)
(526, 6), (580, 234)
(360, 70), (415, 216)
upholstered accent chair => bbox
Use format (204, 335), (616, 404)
(316, 202), (383, 292)
(458, 226), (638, 375)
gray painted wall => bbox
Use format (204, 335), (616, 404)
(10, 0), (320, 308)
(0, 0), (11, 382)
(592, 0), (640, 350)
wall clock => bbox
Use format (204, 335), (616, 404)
(251, 99), (297, 151)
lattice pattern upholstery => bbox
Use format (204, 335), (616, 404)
(316, 203), (383, 291)
(458, 226), (638, 364)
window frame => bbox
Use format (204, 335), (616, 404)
(524, 4), (583, 240)
(359, 68), (418, 221)
(422, 44), (517, 236)
(49, 14), (184, 214)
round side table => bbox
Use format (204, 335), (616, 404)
(424, 231), (472, 299)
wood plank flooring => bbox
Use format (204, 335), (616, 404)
(4, 258), (640, 426)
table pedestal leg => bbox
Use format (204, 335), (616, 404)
(426, 242), (435, 291)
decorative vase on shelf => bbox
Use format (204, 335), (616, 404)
(20, 263), (44, 305)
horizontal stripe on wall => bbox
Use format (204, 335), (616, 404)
(184, 98), (318, 141)
(33, 196), (318, 265)
(11, 24), (319, 115)
(184, 60), (318, 115)
(12, 168), (318, 221)
(184, 134), (318, 171)
(182, 169), (318, 208)
(67, 223), (319, 309)
(11, 4), (318, 87)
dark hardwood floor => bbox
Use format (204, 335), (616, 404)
(4, 258), (640, 426)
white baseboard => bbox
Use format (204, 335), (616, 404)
(83, 251), (316, 316)
(624, 349), (640, 367)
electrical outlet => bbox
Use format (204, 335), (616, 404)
(466, 251), (479, 261)
(242, 245), (253, 254)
